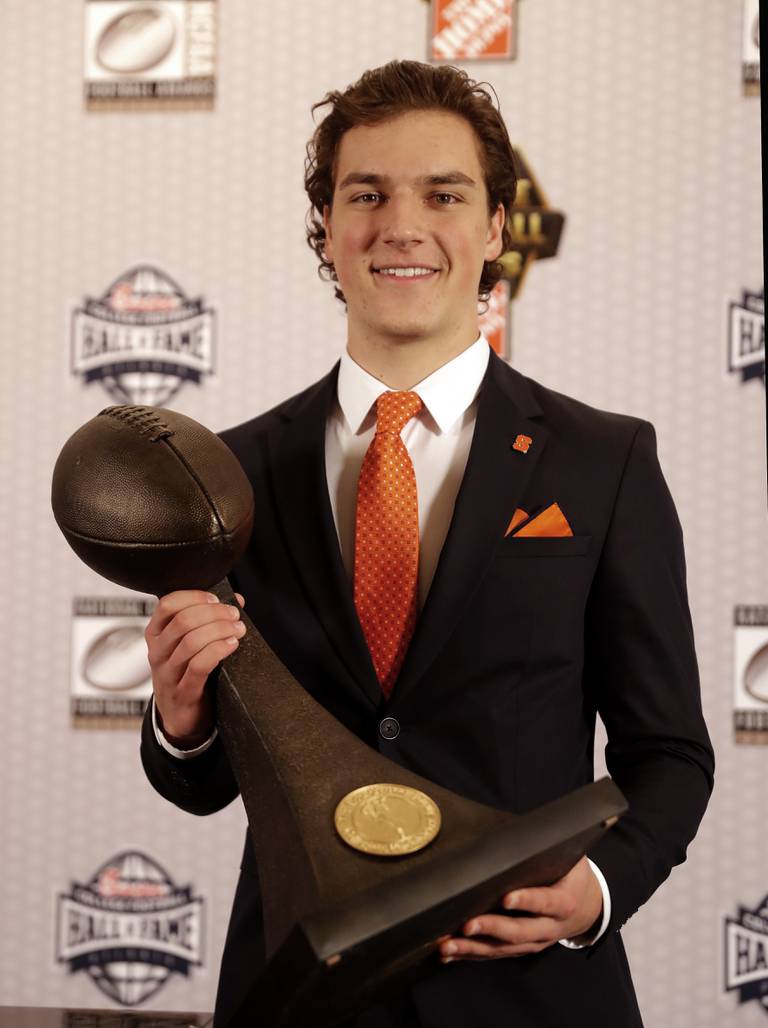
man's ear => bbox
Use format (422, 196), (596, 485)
(484, 203), (505, 262)
(322, 205), (334, 262)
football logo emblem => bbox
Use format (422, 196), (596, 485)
(96, 6), (177, 74)
(81, 623), (151, 692)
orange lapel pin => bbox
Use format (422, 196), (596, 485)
(512, 434), (533, 454)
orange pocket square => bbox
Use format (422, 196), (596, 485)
(505, 502), (574, 538)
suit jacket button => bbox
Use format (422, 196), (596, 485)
(379, 716), (400, 740)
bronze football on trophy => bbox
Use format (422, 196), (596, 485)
(51, 405), (254, 596)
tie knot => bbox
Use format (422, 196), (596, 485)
(375, 391), (423, 436)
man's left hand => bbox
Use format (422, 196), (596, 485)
(438, 856), (603, 962)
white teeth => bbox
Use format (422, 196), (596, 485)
(377, 267), (434, 278)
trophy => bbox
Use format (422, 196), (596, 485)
(52, 404), (627, 1026)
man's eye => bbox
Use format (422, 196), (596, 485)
(433, 193), (459, 205)
(353, 192), (383, 204)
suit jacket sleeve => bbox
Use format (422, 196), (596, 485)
(140, 668), (240, 816)
(586, 419), (714, 933)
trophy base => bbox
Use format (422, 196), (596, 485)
(228, 777), (625, 1027)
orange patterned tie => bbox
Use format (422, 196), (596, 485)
(354, 391), (423, 698)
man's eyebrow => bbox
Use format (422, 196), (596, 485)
(337, 173), (385, 189)
(417, 172), (477, 187)
(337, 171), (478, 189)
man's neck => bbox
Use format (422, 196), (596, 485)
(347, 330), (480, 390)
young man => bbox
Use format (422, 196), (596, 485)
(141, 61), (714, 1026)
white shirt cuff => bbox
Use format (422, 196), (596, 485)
(558, 858), (611, 949)
(151, 696), (218, 759)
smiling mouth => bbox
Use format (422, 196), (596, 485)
(372, 266), (438, 279)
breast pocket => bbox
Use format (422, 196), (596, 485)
(490, 534), (594, 670)
(497, 535), (592, 558)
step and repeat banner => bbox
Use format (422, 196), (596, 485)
(0, 0), (763, 1023)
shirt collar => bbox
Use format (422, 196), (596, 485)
(337, 335), (490, 434)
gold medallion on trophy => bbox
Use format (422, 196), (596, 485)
(334, 783), (441, 856)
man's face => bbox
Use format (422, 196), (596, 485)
(323, 109), (504, 350)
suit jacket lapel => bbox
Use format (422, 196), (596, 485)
(394, 352), (549, 705)
(267, 365), (381, 711)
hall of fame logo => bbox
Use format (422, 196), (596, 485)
(725, 893), (768, 1013)
(498, 150), (565, 302)
(728, 288), (764, 385)
(71, 596), (155, 728)
(71, 265), (215, 406)
(429, 0), (517, 62)
(84, 1), (216, 109)
(57, 850), (204, 1007)
(743, 0), (760, 96)
(733, 605), (768, 744)
(477, 149), (565, 361)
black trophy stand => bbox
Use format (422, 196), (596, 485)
(211, 580), (626, 1027)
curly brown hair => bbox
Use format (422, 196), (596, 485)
(304, 60), (517, 304)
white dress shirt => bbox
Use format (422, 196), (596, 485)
(325, 335), (488, 608)
(153, 334), (610, 946)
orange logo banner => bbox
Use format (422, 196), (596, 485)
(430, 0), (516, 62)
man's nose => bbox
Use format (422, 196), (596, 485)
(380, 196), (424, 246)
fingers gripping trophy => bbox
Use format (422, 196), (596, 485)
(51, 403), (625, 1027)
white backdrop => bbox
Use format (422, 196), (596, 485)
(0, 1), (764, 1023)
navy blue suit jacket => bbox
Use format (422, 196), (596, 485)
(141, 351), (714, 1026)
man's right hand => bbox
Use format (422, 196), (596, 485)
(145, 590), (246, 749)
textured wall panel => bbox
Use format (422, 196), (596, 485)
(0, 0), (762, 1021)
